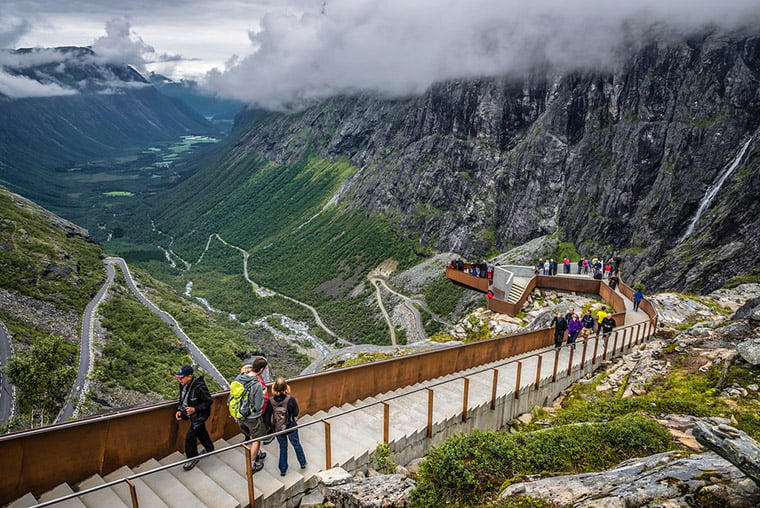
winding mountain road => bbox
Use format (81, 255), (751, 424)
(369, 274), (453, 343)
(0, 320), (17, 426)
(58, 262), (116, 422)
(104, 257), (229, 389)
(58, 256), (230, 423)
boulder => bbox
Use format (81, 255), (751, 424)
(693, 420), (760, 486)
(499, 451), (759, 506)
(737, 339), (760, 366)
(732, 297), (760, 321)
(326, 474), (416, 508)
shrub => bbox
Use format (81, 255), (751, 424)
(410, 414), (672, 507)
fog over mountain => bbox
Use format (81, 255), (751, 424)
(4, 1), (760, 107)
(205, 0), (760, 108)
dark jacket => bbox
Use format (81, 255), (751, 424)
(550, 316), (568, 331)
(601, 316), (617, 331)
(178, 375), (212, 428)
(581, 314), (595, 329)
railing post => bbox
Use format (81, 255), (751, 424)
(491, 369), (499, 410)
(514, 361), (522, 399)
(242, 444), (256, 508)
(623, 329), (629, 350)
(382, 402), (390, 444)
(592, 337), (599, 365)
(580, 339), (588, 370)
(636, 324), (642, 344)
(125, 479), (139, 508)
(552, 349), (560, 382)
(534, 356), (542, 390)
(612, 332), (618, 357)
(567, 345), (574, 376)
(462, 377), (470, 423)
(323, 420), (332, 469)
(426, 388), (434, 439)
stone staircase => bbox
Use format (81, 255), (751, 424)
(10, 324), (652, 508)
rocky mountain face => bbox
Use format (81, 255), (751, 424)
(0, 47), (215, 203)
(219, 28), (760, 294)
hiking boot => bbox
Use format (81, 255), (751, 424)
(257, 450), (267, 460)
(251, 460), (264, 473)
(183, 459), (199, 471)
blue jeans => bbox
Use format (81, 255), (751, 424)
(277, 430), (307, 475)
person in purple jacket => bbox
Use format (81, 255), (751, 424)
(567, 314), (583, 346)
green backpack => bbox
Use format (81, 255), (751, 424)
(228, 378), (256, 419)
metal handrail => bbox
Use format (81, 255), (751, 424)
(31, 314), (656, 508)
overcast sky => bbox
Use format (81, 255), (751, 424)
(2, 0), (760, 107)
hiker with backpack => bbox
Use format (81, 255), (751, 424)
(228, 358), (268, 473)
(271, 377), (308, 477)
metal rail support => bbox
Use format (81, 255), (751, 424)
(382, 402), (389, 444)
(592, 337), (599, 365)
(580, 339), (588, 370)
(323, 420), (332, 469)
(462, 378), (470, 422)
(126, 479), (139, 508)
(535, 356), (542, 390)
(243, 444), (256, 508)
(491, 369), (499, 410)
(552, 349), (560, 382)
(567, 345), (574, 376)
(514, 361), (522, 399)
(426, 388), (434, 439)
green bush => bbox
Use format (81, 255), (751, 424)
(410, 414), (672, 507)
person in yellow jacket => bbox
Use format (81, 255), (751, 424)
(595, 306), (608, 337)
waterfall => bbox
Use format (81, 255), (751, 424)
(679, 137), (753, 242)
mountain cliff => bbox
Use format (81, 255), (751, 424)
(156, 28), (760, 296)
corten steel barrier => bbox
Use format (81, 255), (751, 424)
(446, 267), (490, 292)
(31, 318), (659, 508)
(0, 327), (553, 502)
(0, 272), (652, 504)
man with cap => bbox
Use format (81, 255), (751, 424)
(174, 365), (214, 471)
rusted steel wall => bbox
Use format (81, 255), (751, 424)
(446, 267), (490, 291)
(0, 393), (240, 502)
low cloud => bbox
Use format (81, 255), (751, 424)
(205, 0), (760, 109)
(0, 14), (31, 49)
(0, 71), (77, 98)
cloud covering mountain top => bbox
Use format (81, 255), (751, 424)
(205, 0), (760, 109)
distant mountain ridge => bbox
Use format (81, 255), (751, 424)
(0, 46), (217, 205)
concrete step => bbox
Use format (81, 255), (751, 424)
(158, 451), (240, 508)
(76, 474), (129, 508)
(6, 493), (38, 508)
(213, 439), (283, 502)
(103, 465), (169, 508)
(37, 483), (86, 508)
(133, 458), (205, 507)
(189, 451), (250, 507)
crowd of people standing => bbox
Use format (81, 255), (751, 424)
(536, 254), (622, 279)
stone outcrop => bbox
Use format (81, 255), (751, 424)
(737, 339), (760, 366)
(694, 421), (760, 486)
(500, 451), (760, 507)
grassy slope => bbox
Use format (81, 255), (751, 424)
(134, 143), (423, 344)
